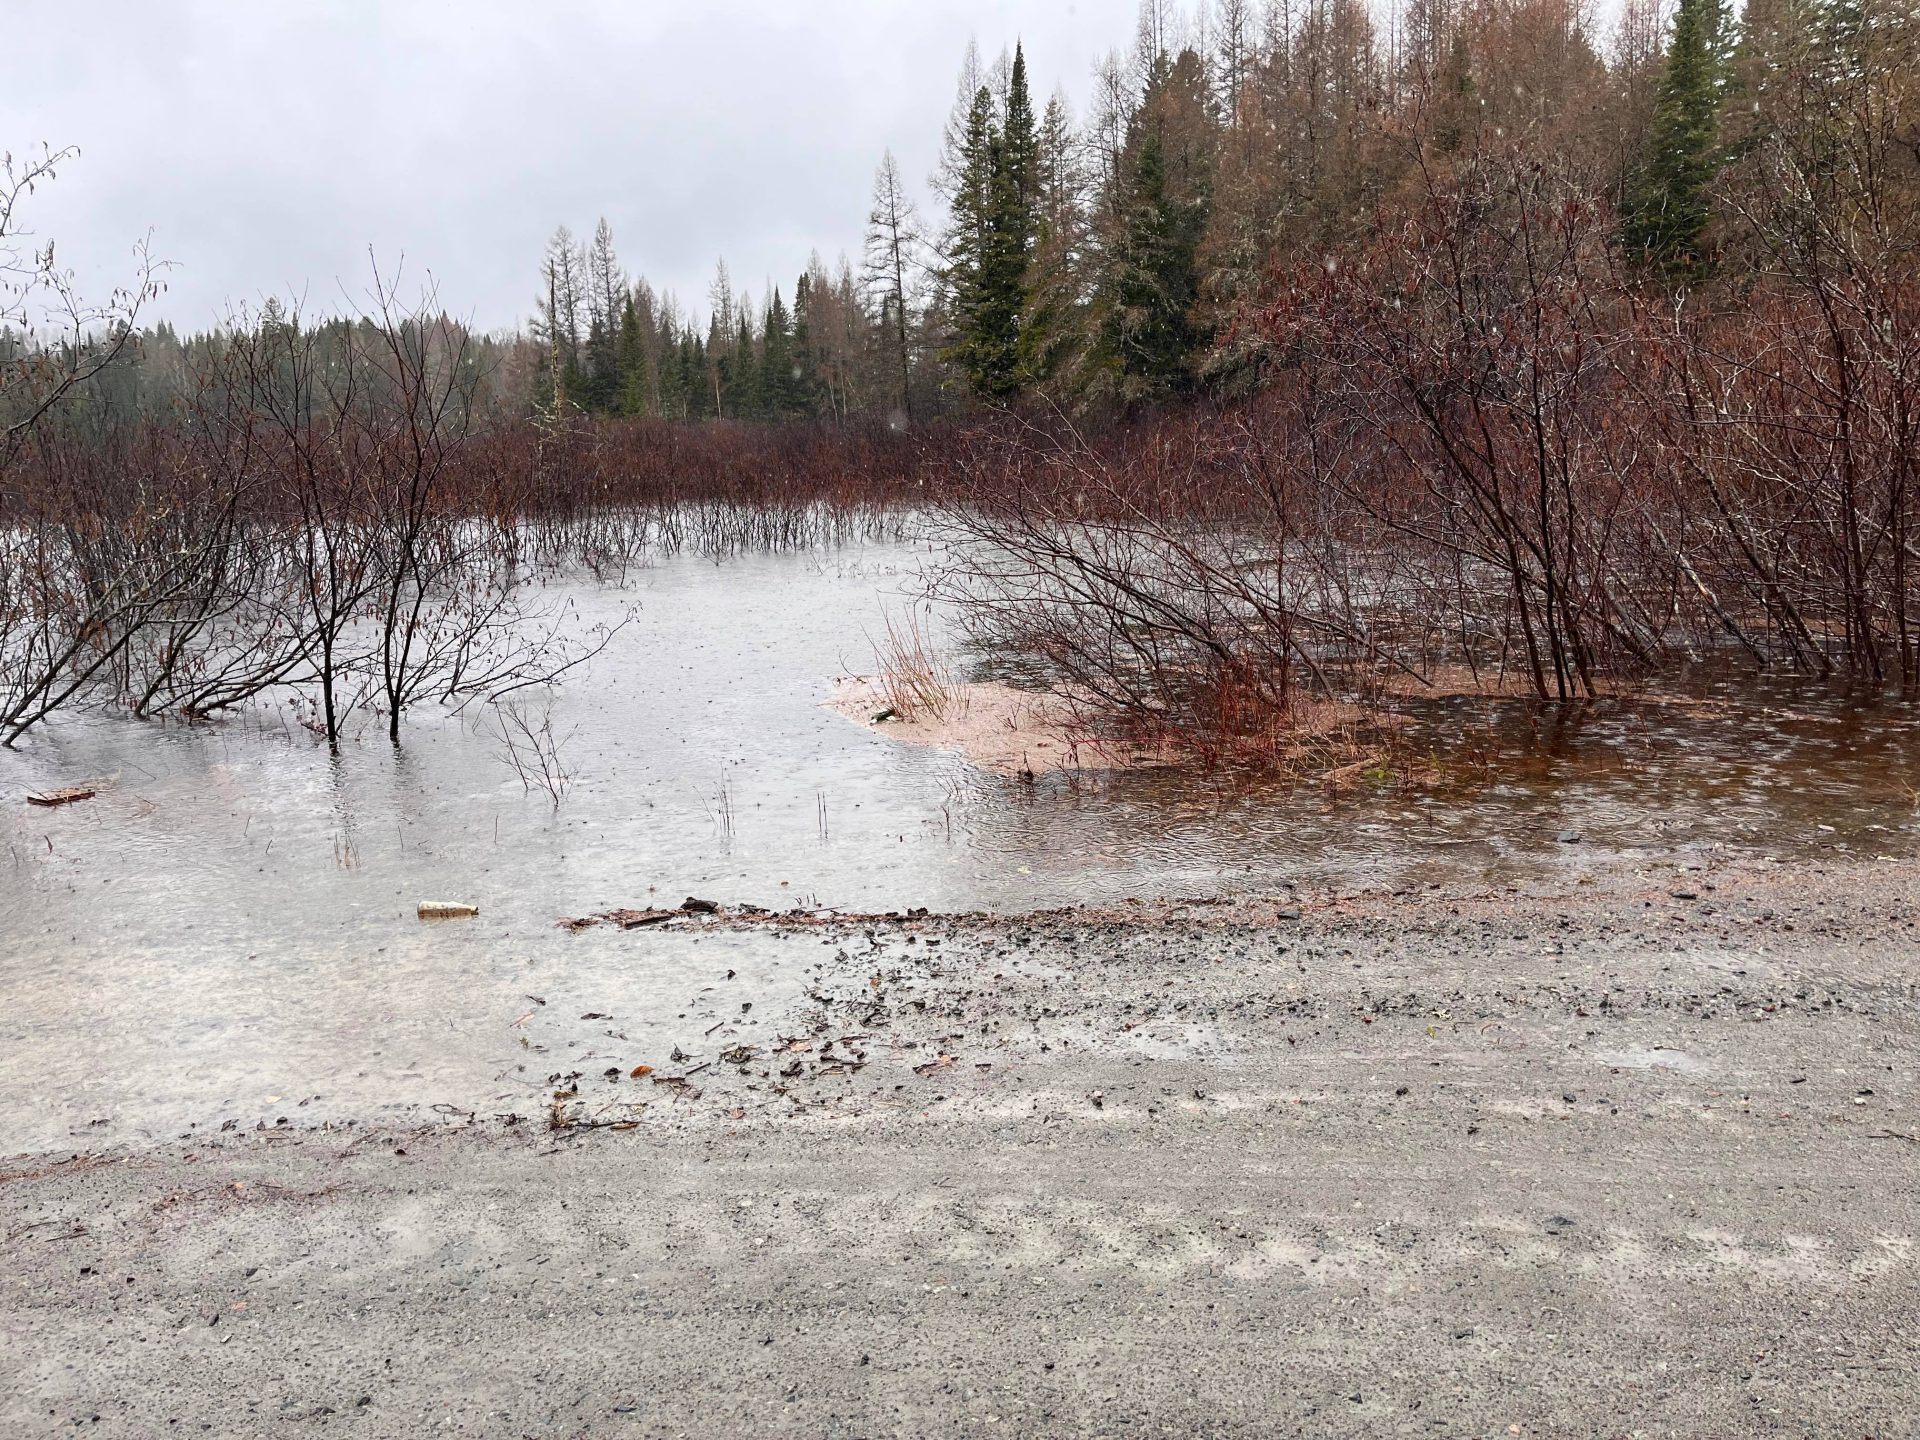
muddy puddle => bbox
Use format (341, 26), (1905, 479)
(2, 538), (1916, 1151)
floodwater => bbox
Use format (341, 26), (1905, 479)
(3, 538), (1917, 1152)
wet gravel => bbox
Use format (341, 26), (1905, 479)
(3, 858), (1916, 1437)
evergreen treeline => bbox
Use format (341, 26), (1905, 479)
(518, 0), (1913, 422)
(20, 0), (1910, 431)
(531, 223), (878, 423)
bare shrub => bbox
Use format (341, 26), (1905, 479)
(928, 404), (1405, 770)
(482, 698), (576, 805)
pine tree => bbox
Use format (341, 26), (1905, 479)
(972, 133), (1030, 399)
(942, 86), (1004, 396)
(1623, 0), (1732, 277)
(579, 314), (614, 412)
(1092, 49), (1214, 401)
(655, 321), (686, 419)
(681, 331), (711, 419)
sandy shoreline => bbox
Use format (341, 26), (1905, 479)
(4, 855), (1915, 1436)
(825, 675), (1388, 778)
(828, 674), (1108, 776)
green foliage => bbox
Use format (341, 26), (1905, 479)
(941, 87), (1010, 397)
(1092, 51), (1213, 401)
(724, 314), (756, 418)
(114, 2), (1901, 431)
(942, 45), (1043, 402)
(1001, 45), (1040, 243)
(1623, 0), (1732, 277)
(580, 314), (618, 413)
(1016, 95), (1088, 392)
(616, 297), (649, 416)
(759, 287), (803, 419)
(1099, 125), (1208, 396)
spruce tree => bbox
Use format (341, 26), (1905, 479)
(1002, 44), (1040, 244)
(1623, 0), (1731, 277)
(790, 273), (822, 420)
(973, 136), (1030, 399)
(1102, 126), (1207, 395)
(656, 323), (688, 419)
(704, 316), (728, 417)
(725, 313), (758, 418)
(942, 51), (1043, 402)
(1019, 92), (1088, 390)
(581, 313), (618, 412)
(760, 288), (795, 417)
(616, 297), (649, 416)
(942, 86), (1001, 396)
(683, 333), (711, 419)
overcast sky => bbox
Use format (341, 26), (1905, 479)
(5, 1), (1150, 335)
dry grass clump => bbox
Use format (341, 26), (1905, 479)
(871, 608), (961, 724)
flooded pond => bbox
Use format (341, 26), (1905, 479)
(3, 538), (1917, 1151)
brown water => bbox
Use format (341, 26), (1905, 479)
(3, 538), (1916, 1152)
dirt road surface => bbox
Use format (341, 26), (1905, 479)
(4, 861), (1915, 1437)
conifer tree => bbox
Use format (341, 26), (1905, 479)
(975, 134), (1032, 398)
(726, 312), (758, 418)
(1019, 91), (1089, 390)
(1001, 43), (1040, 239)
(931, 39), (988, 212)
(864, 150), (924, 422)
(943, 47), (1044, 401)
(1092, 49), (1213, 400)
(1623, 0), (1731, 276)
(656, 321), (688, 419)
(791, 272), (823, 420)
(1101, 124), (1207, 395)
(616, 296), (649, 416)
(581, 218), (626, 411)
(760, 287), (796, 418)
(942, 87), (1002, 396)
(580, 313), (616, 412)
(679, 331), (710, 419)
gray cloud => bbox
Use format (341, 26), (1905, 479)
(7, 0), (1142, 332)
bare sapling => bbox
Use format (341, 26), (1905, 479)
(482, 697), (576, 804)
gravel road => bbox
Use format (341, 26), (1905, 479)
(4, 860), (1916, 1437)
